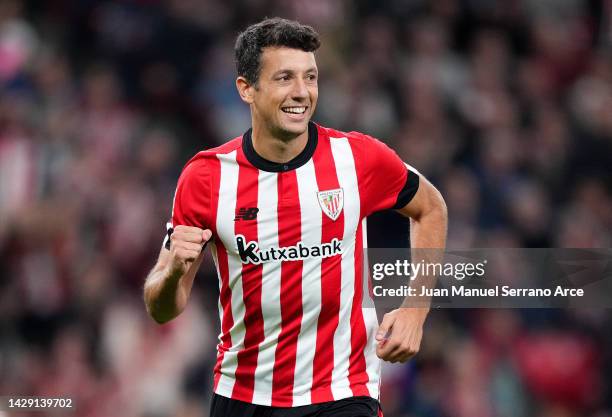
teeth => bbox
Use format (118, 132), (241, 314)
(282, 107), (306, 114)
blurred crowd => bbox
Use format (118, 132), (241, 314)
(0, 0), (611, 416)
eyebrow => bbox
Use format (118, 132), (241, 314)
(272, 67), (318, 76)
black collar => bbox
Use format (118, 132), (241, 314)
(242, 121), (318, 172)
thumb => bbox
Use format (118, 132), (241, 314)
(202, 229), (213, 242)
(376, 313), (395, 341)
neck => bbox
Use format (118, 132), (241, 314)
(251, 121), (309, 163)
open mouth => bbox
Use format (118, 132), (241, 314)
(281, 106), (308, 115)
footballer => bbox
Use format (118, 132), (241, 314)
(144, 17), (447, 417)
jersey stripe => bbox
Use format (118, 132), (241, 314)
(211, 240), (233, 390)
(292, 159), (323, 406)
(210, 152), (234, 393)
(361, 217), (382, 398)
(346, 135), (382, 398)
(348, 219), (370, 396)
(214, 150), (243, 397)
(231, 150), (265, 402)
(271, 170), (304, 406)
(252, 171), (281, 405)
(310, 136), (345, 403)
(329, 137), (365, 398)
(341, 137), (372, 397)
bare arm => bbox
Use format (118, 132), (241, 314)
(376, 173), (448, 362)
(398, 174), (448, 250)
(144, 226), (212, 324)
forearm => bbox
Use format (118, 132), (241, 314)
(375, 204), (447, 361)
(144, 266), (191, 324)
(144, 227), (209, 324)
(404, 191), (448, 312)
(409, 199), (448, 249)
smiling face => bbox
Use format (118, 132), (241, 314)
(237, 46), (318, 141)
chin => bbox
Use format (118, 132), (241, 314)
(276, 121), (309, 141)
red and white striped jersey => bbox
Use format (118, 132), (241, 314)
(165, 122), (419, 407)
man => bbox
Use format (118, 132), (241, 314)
(144, 17), (447, 417)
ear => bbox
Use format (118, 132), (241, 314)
(236, 76), (255, 104)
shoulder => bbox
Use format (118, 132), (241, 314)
(315, 123), (369, 144)
(182, 136), (243, 172)
(315, 123), (383, 147)
(316, 123), (389, 157)
(315, 124), (377, 157)
(324, 125), (405, 172)
(315, 124), (397, 169)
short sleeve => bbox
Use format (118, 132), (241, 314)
(163, 158), (211, 249)
(360, 135), (420, 216)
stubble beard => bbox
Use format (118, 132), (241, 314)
(269, 118), (308, 143)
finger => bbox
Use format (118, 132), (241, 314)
(385, 338), (406, 359)
(385, 342), (413, 363)
(379, 348), (402, 363)
(376, 313), (396, 342)
(202, 229), (213, 242)
(377, 322), (412, 360)
(378, 348), (393, 362)
(173, 225), (204, 234)
(395, 343), (418, 363)
(376, 337), (400, 359)
(174, 226), (204, 239)
(393, 332), (422, 363)
(376, 317), (402, 359)
(172, 241), (204, 254)
(172, 229), (205, 244)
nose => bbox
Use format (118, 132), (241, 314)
(291, 78), (308, 101)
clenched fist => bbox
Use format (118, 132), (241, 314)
(375, 308), (428, 363)
(167, 225), (213, 278)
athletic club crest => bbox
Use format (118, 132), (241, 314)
(317, 188), (344, 221)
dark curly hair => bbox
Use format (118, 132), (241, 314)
(235, 17), (321, 86)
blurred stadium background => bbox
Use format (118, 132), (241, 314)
(0, 0), (611, 416)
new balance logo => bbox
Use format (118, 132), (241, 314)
(234, 207), (259, 221)
(236, 235), (343, 264)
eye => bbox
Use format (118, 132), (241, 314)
(307, 74), (317, 81)
(277, 74), (290, 81)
